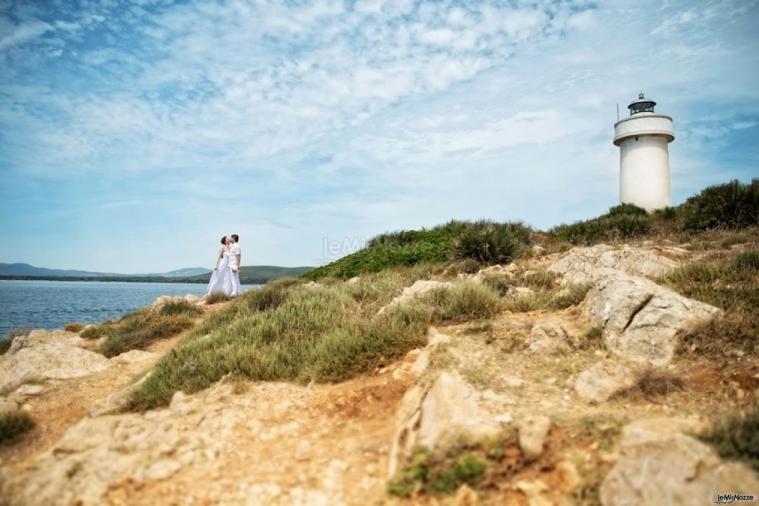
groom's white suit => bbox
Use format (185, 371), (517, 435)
(229, 241), (241, 296)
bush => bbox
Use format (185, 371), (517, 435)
(1, 328), (31, 355)
(305, 221), (530, 280)
(424, 282), (503, 322)
(80, 325), (109, 340)
(449, 221), (530, 264)
(64, 322), (85, 333)
(0, 411), (34, 445)
(607, 203), (648, 216)
(701, 404), (759, 471)
(681, 179), (758, 231)
(550, 213), (651, 245)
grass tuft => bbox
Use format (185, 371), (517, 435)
(0, 411), (34, 445)
(701, 404), (759, 471)
(205, 292), (232, 305)
(64, 322), (85, 333)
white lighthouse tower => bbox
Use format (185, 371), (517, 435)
(613, 93), (675, 211)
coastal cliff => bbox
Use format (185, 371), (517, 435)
(1, 181), (757, 505)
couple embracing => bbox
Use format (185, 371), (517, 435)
(207, 234), (242, 296)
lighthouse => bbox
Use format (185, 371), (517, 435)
(613, 93), (674, 211)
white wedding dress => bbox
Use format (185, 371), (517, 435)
(207, 250), (236, 296)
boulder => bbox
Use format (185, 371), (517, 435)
(388, 372), (499, 477)
(581, 273), (721, 365)
(601, 419), (759, 505)
(378, 280), (453, 314)
(517, 415), (552, 460)
(526, 317), (578, 354)
(547, 244), (679, 285)
(574, 359), (641, 403)
(6, 329), (84, 355)
(0, 343), (111, 394)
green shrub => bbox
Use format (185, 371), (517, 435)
(701, 404), (759, 471)
(80, 325), (110, 340)
(449, 221), (530, 264)
(0, 411), (34, 445)
(607, 203), (648, 216)
(305, 221), (530, 280)
(550, 213), (651, 245)
(681, 179), (758, 231)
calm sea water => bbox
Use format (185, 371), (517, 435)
(0, 280), (258, 337)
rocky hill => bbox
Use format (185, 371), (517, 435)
(1, 180), (757, 505)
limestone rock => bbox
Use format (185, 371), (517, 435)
(7, 329), (84, 355)
(526, 317), (578, 354)
(574, 359), (640, 403)
(378, 280), (453, 314)
(184, 293), (200, 303)
(517, 415), (552, 460)
(581, 273), (721, 365)
(547, 244), (679, 285)
(388, 372), (499, 477)
(0, 343), (111, 394)
(619, 416), (709, 447)
(111, 349), (155, 364)
(2, 383), (246, 506)
(601, 422), (759, 506)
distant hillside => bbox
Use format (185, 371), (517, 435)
(186, 265), (313, 284)
(0, 263), (210, 279)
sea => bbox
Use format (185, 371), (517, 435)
(0, 280), (259, 337)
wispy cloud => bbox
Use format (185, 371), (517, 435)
(1, 0), (758, 271)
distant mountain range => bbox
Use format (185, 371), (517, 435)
(0, 263), (210, 278)
(0, 263), (313, 284)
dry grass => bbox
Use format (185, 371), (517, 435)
(63, 322), (85, 333)
(613, 367), (685, 401)
(701, 403), (759, 471)
(205, 292), (232, 305)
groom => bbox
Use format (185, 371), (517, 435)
(229, 234), (241, 296)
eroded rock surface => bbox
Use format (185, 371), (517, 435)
(601, 417), (759, 506)
(378, 279), (453, 314)
(581, 273), (721, 365)
(574, 359), (641, 403)
(547, 244), (682, 284)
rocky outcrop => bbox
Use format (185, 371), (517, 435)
(526, 317), (579, 354)
(1, 384), (246, 506)
(388, 371), (500, 477)
(581, 273), (721, 365)
(89, 373), (151, 417)
(517, 415), (552, 460)
(6, 329), (85, 355)
(152, 293), (205, 307)
(547, 244), (682, 284)
(574, 359), (641, 403)
(0, 340), (111, 394)
(601, 417), (759, 506)
(378, 280), (452, 314)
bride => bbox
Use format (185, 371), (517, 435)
(207, 236), (236, 296)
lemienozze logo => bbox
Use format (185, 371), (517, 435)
(715, 493), (756, 504)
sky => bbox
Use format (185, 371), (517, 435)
(0, 0), (757, 273)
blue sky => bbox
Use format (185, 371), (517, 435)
(1, 0), (757, 273)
